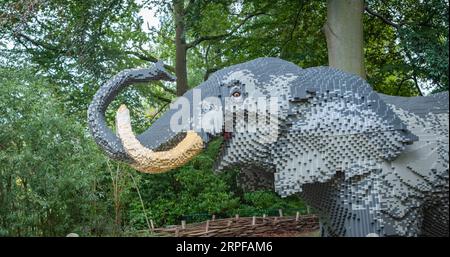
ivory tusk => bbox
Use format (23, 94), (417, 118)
(115, 104), (204, 173)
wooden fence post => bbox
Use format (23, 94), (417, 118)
(278, 209), (283, 217)
(235, 214), (239, 221)
(252, 216), (256, 226)
(212, 214), (216, 221)
(307, 205), (311, 214)
(205, 220), (210, 233)
(181, 220), (186, 230)
(296, 211), (300, 221)
(150, 219), (155, 231)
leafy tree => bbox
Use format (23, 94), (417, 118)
(0, 0), (172, 122)
(0, 67), (119, 236)
(364, 0), (449, 94)
(185, 0), (328, 81)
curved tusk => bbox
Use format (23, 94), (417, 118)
(115, 104), (204, 173)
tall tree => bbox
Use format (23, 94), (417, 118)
(150, 0), (269, 95)
(324, 0), (366, 78)
(172, 0), (188, 95)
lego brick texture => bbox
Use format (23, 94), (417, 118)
(88, 58), (449, 236)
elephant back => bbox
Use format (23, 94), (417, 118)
(286, 66), (419, 161)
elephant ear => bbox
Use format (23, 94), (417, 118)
(273, 67), (418, 196)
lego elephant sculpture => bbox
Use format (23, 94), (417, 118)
(88, 58), (449, 237)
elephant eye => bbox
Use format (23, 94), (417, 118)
(232, 91), (241, 97)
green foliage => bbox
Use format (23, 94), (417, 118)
(365, 0), (449, 94)
(0, 0), (167, 122)
(183, 0), (328, 83)
(0, 67), (117, 236)
(234, 191), (308, 217)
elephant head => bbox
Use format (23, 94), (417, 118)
(88, 58), (418, 195)
(88, 58), (297, 173)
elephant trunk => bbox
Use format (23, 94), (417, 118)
(88, 61), (205, 173)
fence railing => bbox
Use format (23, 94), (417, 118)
(152, 213), (319, 237)
(180, 207), (313, 224)
(124, 207), (317, 237)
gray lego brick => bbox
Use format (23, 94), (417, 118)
(88, 58), (449, 236)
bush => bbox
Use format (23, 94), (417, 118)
(0, 68), (116, 236)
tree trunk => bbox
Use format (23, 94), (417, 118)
(324, 0), (366, 79)
(173, 0), (188, 96)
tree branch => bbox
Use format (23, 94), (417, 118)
(281, 1), (303, 53)
(410, 71), (423, 96)
(150, 92), (173, 103)
(147, 102), (170, 125)
(14, 32), (61, 52)
(396, 76), (411, 95)
(402, 44), (424, 96)
(124, 50), (175, 73)
(364, 6), (400, 29)
(154, 81), (176, 95)
(15, 26), (178, 97)
(186, 11), (266, 49)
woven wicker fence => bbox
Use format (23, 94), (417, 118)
(152, 213), (319, 237)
